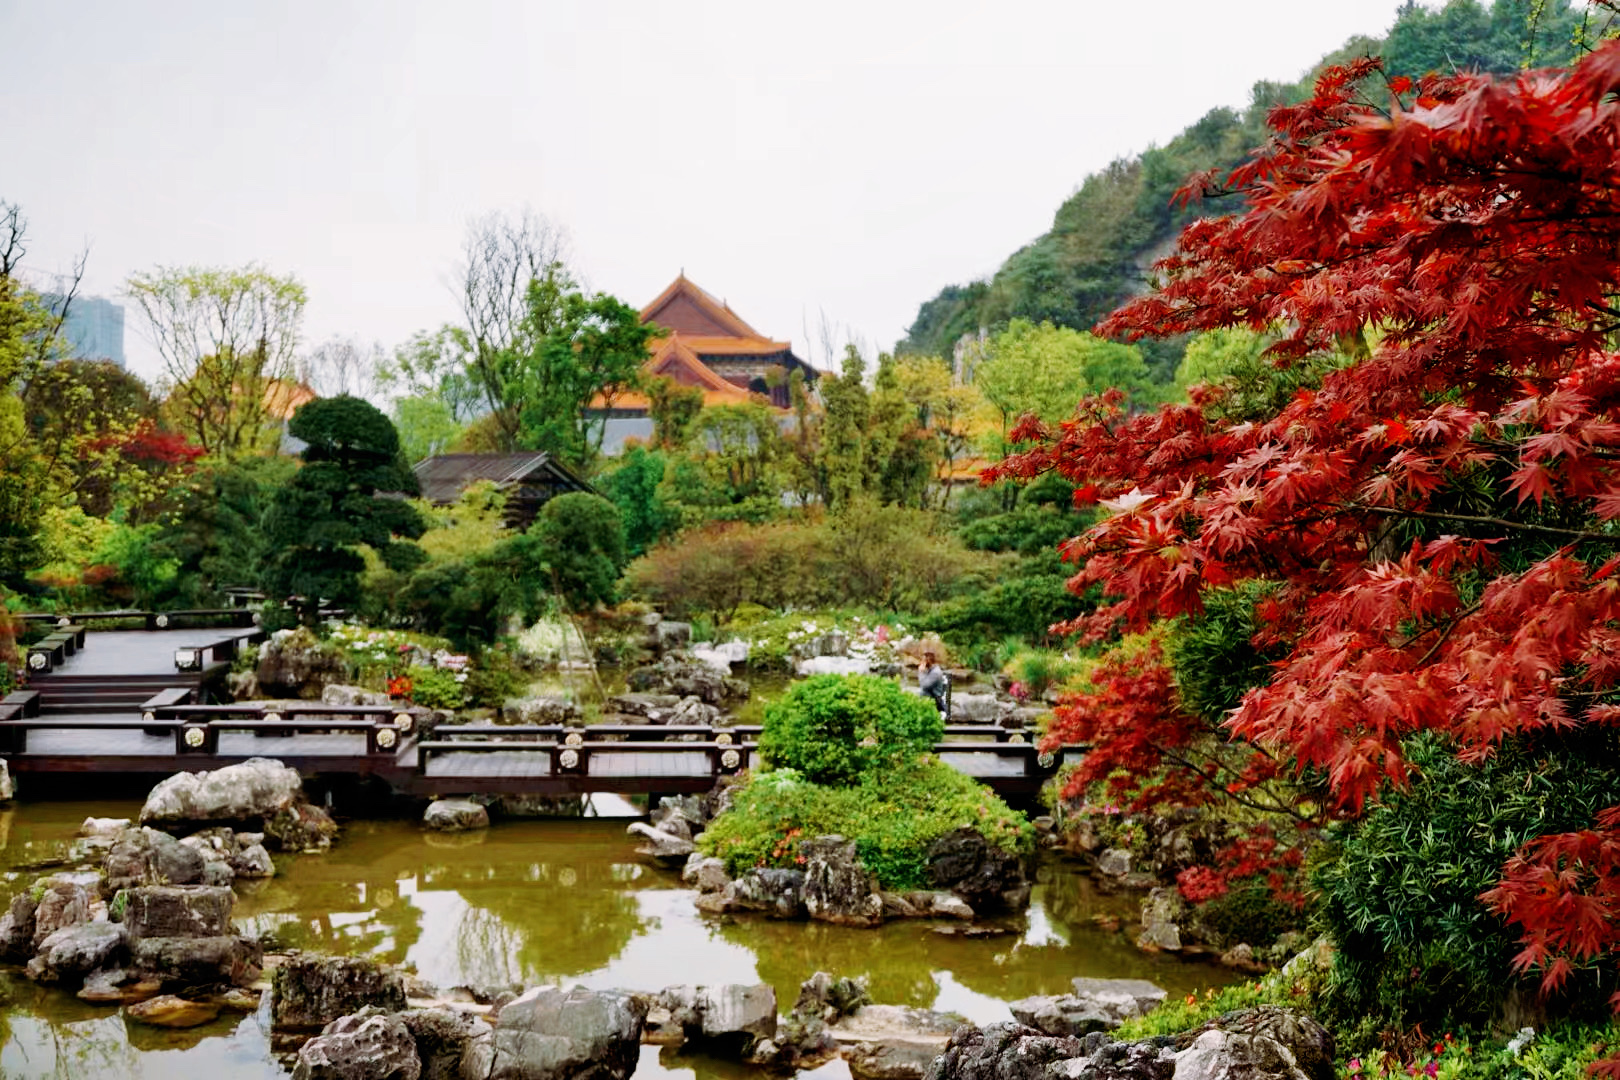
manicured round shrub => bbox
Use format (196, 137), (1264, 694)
(698, 760), (1032, 890)
(758, 673), (943, 787)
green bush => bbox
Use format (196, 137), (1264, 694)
(406, 664), (467, 710)
(1167, 581), (1282, 725)
(758, 674), (943, 787)
(698, 760), (1032, 890)
(1187, 879), (1302, 950)
(1316, 729), (1620, 1045)
(462, 647), (528, 709)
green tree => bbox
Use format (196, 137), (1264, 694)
(814, 346), (872, 510)
(521, 492), (626, 611)
(512, 288), (660, 469)
(645, 375), (704, 450)
(261, 396), (426, 618)
(596, 445), (678, 558)
(152, 455), (297, 608)
(971, 319), (1154, 458)
(125, 264), (307, 460)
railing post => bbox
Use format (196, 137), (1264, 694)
(367, 722), (401, 755)
(175, 722), (218, 755)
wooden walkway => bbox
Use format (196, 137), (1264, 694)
(1, 623), (1068, 799)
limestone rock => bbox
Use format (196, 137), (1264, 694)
(794, 972), (870, 1023)
(265, 802), (341, 852)
(1137, 889), (1184, 951)
(929, 893), (976, 920)
(626, 658), (746, 705)
(233, 843), (276, 878)
(503, 696), (584, 726)
(698, 984), (776, 1048)
(321, 683), (394, 709)
(27, 920), (126, 983)
(948, 692), (1010, 725)
(603, 692), (681, 723)
(1008, 995), (1116, 1037)
(836, 1005), (966, 1080)
(256, 628), (348, 699)
(1097, 848), (1132, 878)
(115, 885), (234, 942)
(710, 867), (806, 918)
(127, 993), (221, 1029)
(1070, 978), (1168, 1022)
(627, 821), (694, 865)
(488, 985), (646, 1080)
(400, 1007), (492, 1080)
(80, 817), (131, 837)
(922, 1023), (1090, 1080)
(103, 828), (208, 895)
(0, 893), (36, 961)
(1053, 1034), (1174, 1080)
(272, 955), (407, 1033)
(32, 879), (92, 949)
(1171, 1007), (1334, 1080)
(926, 827), (1029, 912)
(424, 800), (490, 832)
(141, 758), (306, 829)
(803, 836), (883, 928)
(294, 1008), (422, 1080)
(130, 934), (260, 987)
(681, 855), (730, 894)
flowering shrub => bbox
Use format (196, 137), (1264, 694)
(405, 664), (467, 710)
(326, 623), (468, 694)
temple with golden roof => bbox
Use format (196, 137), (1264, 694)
(591, 274), (817, 451)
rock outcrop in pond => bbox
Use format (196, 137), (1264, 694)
(140, 757), (339, 852)
(924, 1007), (1335, 1080)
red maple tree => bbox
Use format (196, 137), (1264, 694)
(993, 45), (1620, 1036)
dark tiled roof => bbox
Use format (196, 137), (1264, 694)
(413, 452), (587, 505)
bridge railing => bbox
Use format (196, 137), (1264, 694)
(0, 700), (429, 757)
(20, 608), (264, 632)
(414, 722), (1071, 784)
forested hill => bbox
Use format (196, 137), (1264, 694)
(898, 0), (1591, 376)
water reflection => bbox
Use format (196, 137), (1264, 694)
(0, 802), (1240, 1079)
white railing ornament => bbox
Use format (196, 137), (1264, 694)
(720, 749), (741, 770)
(155, 614), (170, 629)
(559, 748), (580, 769)
(715, 732), (733, 746)
(28, 652), (46, 670)
(183, 726), (206, 748)
(564, 731), (584, 747)
(376, 727), (397, 750)
(393, 712), (413, 731)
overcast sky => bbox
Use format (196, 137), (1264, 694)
(4, 1), (1412, 385)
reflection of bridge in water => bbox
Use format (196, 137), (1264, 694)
(2, 618), (1073, 800)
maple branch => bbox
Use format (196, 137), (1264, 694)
(1155, 745), (1317, 824)
(1345, 503), (1620, 546)
(1412, 599), (1485, 669)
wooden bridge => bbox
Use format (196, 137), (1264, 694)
(2, 617), (1068, 800)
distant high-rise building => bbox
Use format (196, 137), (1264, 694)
(40, 293), (126, 367)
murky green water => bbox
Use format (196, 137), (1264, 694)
(0, 799), (1237, 1078)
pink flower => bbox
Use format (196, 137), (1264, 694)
(876, 625), (889, 643)
(1425, 1064), (1438, 1078)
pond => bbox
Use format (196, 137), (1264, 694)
(0, 797), (1239, 1079)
